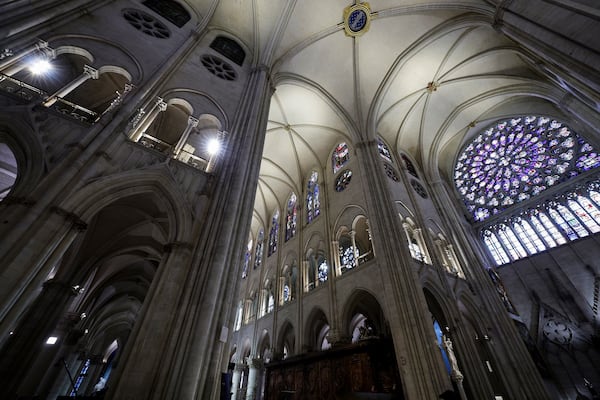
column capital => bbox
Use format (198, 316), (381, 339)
(83, 65), (99, 80)
(156, 97), (168, 111)
(234, 362), (246, 372)
(188, 115), (199, 127)
(246, 357), (263, 369)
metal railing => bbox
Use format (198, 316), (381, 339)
(0, 72), (46, 101)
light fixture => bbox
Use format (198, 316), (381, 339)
(46, 336), (58, 345)
(207, 138), (220, 156)
(29, 58), (52, 75)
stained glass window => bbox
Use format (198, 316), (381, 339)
(335, 170), (353, 192)
(455, 116), (600, 222)
(339, 236), (356, 272)
(568, 198), (600, 233)
(378, 138), (392, 162)
(307, 171), (320, 223)
(268, 211), (279, 256)
(589, 190), (600, 207)
(241, 239), (252, 278)
(318, 259), (328, 282)
(483, 231), (510, 265)
(71, 359), (91, 396)
(332, 142), (350, 173)
(520, 220), (546, 252)
(513, 221), (539, 254)
(384, 164), (399, 181)
(401, 154), (418, 178)
(285, 193), (297, 241)
(556, 204), (588, 238)
(578, 195), (600, 225)
(282, 284), (290, 302)
(482, 185), (600, 265)
(254, 229), (264, 269)
(538, 212), (567, 244)
(497, 225), (526, 259)
(529, 214), (557, 247)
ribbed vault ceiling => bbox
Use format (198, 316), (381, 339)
(200, 0), (570, 236)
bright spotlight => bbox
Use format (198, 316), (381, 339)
(29, 59), (52, 75)
(46, 336), (58, 345)
(207, 138), (221, 156)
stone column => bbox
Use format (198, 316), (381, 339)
(0, 207), (87, 347)
(245, 357), (263, 400)
(173, 116), (199, 157)
(331, 240), (340, 276)
(230, 362), (244, 400)
(43, 65), (99, 107)
(0, 279), (78, 396)
(0, 40), (54, 75)
(129, 97), (168, 142)
(354, 139), (449, 399)
(106, 241), (194, 400)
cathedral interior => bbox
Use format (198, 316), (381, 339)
(0, 1), (599, 399)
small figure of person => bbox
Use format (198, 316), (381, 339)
(93, 376), (107, 392)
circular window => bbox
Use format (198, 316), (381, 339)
(454, 116), (600, 221)
(411, 179), (428, 198)
(335, 170), (353, 192)
(384, 164), (399, 182)
(123, 9), (170, 39)
(201, 55), (237, 81)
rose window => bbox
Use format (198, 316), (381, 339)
(455, 116), (600, 221)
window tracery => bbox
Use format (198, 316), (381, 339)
(339, 235), (356, 273)
(335, 170), (352, 192)
(455, 116), (600, 222)
(268, 211), (279, 256)
(481, 182), (600, 265)
(306, 252), (329, 291)
(378, 138), (392, 162)
(332, 142), (350, 173)
(306, 171), (320, 223)
(241, 239), (252, 278)
(254, 229), (264, 269)
(285, 193), (297, 242)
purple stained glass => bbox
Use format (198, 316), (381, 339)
(454, 116), (600, 221)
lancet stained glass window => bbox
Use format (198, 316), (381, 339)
(307, 171), (320, 223)
(481, 181), (600, 265)
(378, 138), (392, 162)
(254, 229), (264, 269)
(455, 116), (600, 222)
(332, 142), (350, 173)
(241, 239), (252, 278)
(268, 211), (279, 256)
(285, 193), (297, 241)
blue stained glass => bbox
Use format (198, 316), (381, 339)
(268, 211), (279, 256)
(285, 193), (297, 242)
(307, 171), (320, 223)
(318, 260), (328, 282)
(454, 116), (599, 221)
(378, 138), (393, 162)
(254, 229), (264, 269)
